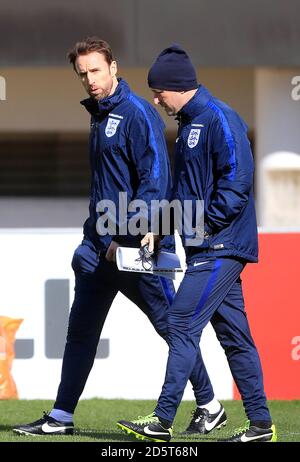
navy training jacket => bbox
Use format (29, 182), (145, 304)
(81, 78), (173, 253)
(173, 85), (258, 262)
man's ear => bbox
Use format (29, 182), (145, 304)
(110, 60), (117, 77)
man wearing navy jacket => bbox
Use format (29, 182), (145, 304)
(13, 38), (224, 436)
(117, 44), (276, 443)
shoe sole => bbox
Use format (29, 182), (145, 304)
(215, 419), (227, 431)
(117, 422), (170, 443)
(13, 428), (74, 436)
(13, 429), (41, 436)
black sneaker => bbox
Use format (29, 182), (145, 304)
(117, 412), (173, 442)
(221, 420), (277, 442)
(183, 404), (227, 435)
(13, 412), (74, 436)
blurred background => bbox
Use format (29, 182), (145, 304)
(1, 0), (300, 228)
(0, 0), (299, 401)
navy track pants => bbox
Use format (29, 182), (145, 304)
(54, 242), (214, 412)
(155, 256), (271, 423)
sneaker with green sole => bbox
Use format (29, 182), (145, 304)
(117, 412), (173, 442)
(221, 420), (277, 442)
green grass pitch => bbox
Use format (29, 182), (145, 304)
(0, 399), (299, 442)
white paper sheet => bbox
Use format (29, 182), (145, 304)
(116, 246), (183, 280)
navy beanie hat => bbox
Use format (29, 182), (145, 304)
(148, 44), (198, 91)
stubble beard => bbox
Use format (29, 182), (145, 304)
(92, 78), (114, 101)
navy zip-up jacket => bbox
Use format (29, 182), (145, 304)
(81, 78), (173, 253)
(174, 85), (258, 262)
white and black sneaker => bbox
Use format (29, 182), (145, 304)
(183, 404), (227, 435)
(13, 412), (74, 436)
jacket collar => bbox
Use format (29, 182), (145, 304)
(80, 78), (130, 116)
(177, 84), (212, 123)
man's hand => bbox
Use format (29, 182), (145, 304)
(141, 233), (160, 253)
(105, 240), (120, 262)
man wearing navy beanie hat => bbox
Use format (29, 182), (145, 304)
(148, 44), (198, 91)
(147, 44), (200, 117)
(118, 46), (276, 443)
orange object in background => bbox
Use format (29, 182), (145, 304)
(0, 316), (23, 399)
(234, 233), (300, 400)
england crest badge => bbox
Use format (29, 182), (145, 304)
(105, 117), (120, 137)
(187, 128), (201, 148)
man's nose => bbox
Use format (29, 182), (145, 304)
(87, 73), (94, 86)
(153, 97), (159, 105)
